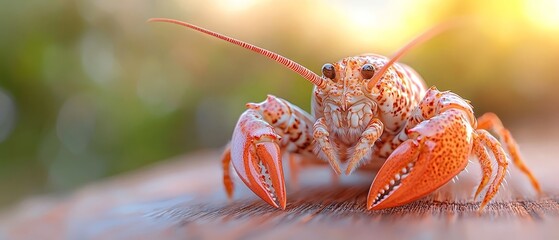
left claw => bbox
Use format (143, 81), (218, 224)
(367, 109), (473, 210)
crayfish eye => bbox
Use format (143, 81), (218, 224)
(321, 63), (336, 80)
(360, 63), (375, 79)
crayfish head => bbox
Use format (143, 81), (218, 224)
(315, 55), (390, 132)
(318, 54), (390, 92)
(316, 55), (387, 106)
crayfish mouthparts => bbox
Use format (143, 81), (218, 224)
(368, 161), (416, 210)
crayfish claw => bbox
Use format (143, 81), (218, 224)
(229, 110), (287, 209)
(368, 108), (473, 210)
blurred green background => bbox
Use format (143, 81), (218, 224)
(1, 0), (558, 208)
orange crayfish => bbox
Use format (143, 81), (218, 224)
(149, 18), (541, 211)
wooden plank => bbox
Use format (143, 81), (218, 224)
(1, 135), (559, 239)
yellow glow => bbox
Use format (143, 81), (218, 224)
(324, 0), (441, 51)
(524, 0), (559, 30)
(215, 0), (259, 12)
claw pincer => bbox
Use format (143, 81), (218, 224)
(230, 109), (286, 209)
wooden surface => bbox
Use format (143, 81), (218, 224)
(1, 131), (559, 240)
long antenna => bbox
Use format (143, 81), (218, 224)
(367, 21), (459, 90)
(148, 18), (326, 88)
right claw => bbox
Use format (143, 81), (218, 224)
(230, 110), (287, 209)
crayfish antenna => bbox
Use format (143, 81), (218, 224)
(148, 18), (326, 89)
(367, 20), (463, 90)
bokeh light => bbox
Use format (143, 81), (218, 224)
(524, 0), (559, 31)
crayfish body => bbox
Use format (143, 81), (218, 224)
(150, 18), (541, 211)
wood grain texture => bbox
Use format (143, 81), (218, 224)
(1, 132), (559, 240)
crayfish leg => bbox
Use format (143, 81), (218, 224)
(221, 144), (234, 200)
(477, 112), (541, 193)
(471, 139), (492, 201)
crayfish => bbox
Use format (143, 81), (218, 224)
(149, 18), (541, 211)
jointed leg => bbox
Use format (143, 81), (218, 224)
(471, 139), (493, 201)
(476, 130), (509, 210)
(346, 118), (384, 175)
(313, 118), (342, 175)
(477, 112), (541, 192)
(221, 145), (234, 199)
